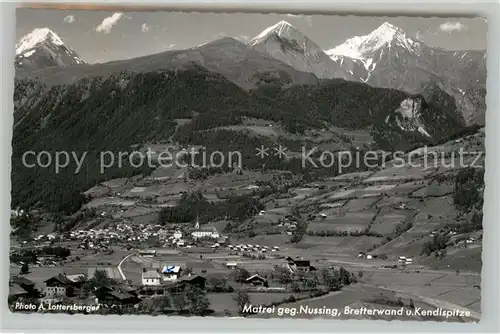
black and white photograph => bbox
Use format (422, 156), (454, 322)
(9, 6), (486, 322)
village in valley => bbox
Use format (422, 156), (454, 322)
(9, 130), (484, 321)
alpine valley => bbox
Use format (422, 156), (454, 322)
(12, 21), (486, 213)
(9, 15), (486, 321)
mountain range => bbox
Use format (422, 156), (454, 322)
(14, 22), (486, 125)
(12, 21), (485, 213)
(325, 22), (486, 126)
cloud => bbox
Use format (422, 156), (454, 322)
(63, 15), (75, 24)
(286, 14), (301, 17)
(95, 12), (124, 33)
(141, 23), (149, 33)
(439, 21), (467, 33)
(235, 35), (250, 43)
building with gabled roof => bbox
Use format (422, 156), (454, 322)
(9, 283), (28, 301)
(191, 226), (220, 239)
(142, 269), (162, 286)
(245, 274), (268, 287)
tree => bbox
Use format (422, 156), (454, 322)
(20, 263), (29, 275)
(171, 292), (187, 312)
(273, 266), (292, 289)
(185, 285), (210, 315)
(358, 270), (364, 279)
(209, 277), (229, 292)
(11, 213), (38, 242)
(291, 281), (301, 293)
(321, 268), (342, 291)
(421, 233), (450, 256)
(409, 298), (415, 309)
(233, 268), (250, 283)
(233, 290), (250, 314)
(83, 269), (116, 293)
(339, 267), (353, 286)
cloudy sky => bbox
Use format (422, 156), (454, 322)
(16, 8), (487, 64)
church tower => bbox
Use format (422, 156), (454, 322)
(194, 214), (200, 230)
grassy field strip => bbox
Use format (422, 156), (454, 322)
(427, 273), (449, 283)
(373, 284), (481, 321)
(435, 282), (477, 297)
(464, 299), (481, 308)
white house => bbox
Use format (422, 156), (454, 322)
(162, 265), (182, 281)
(142, 269), (162, 286)
(173, 230), (183, 239)
(191, 226), (220, 239)
(226, 262), (238, 269)
(139, 250), (156, 257)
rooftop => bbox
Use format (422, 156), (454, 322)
(142, 270), (161, 279)
(162, 265), (182, 274)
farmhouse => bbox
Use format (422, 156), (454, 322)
(177, 275), (206, 289)
(286, 257), (316, 272)
(43, 273), (84, 299)
(9, 283), (28, 301)
(173, 230), (183, 239)
(245, 274), (269, 287)
(11, 276), (36, 296)
(217, 236), (228, 245)
(226, 262), (238, 269)
(466, 237), (477, 244)
(162, 265), (183, 281)
(96, 286), (140, 306)
(139, 250), (157, 257)
(142, 269), (162, 286)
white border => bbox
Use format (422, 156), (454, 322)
(1, 1), (499, 333)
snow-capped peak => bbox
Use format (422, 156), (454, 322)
(248, 20), (297, 46)
(15, 27), (86, 70)
(16, 28), (64, 55)
(326, 22), (416, 60)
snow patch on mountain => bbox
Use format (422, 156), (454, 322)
(250, 20), (294, 45)
(22, 50), (36, 58)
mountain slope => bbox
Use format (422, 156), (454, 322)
(15, 28), (85, 71)
(12, 66), (469, 213)
(249, 21), (355, 81)
(16, 37), (318, 89)
(326, 22), (487, 125)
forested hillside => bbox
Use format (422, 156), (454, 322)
(12, 67), (468, 213)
